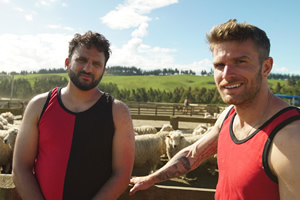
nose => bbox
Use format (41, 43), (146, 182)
(222, 64), (235, 80)
(83, 61), (93, 72)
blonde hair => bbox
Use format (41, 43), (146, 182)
(206, 19), (270, 63)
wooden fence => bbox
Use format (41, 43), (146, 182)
(127, 102), (225, 117)
(0, 174), (215, 200)
(0, 103), (225, 130)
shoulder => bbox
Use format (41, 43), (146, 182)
(214, 105), (234, 129)
(269, 118), (300, 191)
(24, 92), (50, 120)
(112, 99), (131, 120)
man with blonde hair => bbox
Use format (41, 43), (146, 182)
(129, 19), (300, 199)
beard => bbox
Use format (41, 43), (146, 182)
(219, 65), (263, 106)
(68, 69), (104, 91)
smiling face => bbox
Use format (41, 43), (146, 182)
(213, 40), (263, 106)
(66, 45), (106, 91)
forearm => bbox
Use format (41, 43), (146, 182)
(92, 171), (130, 200)
(12, 170), (44, 200)
(151, 137), (218, 183)
(150, 149), (192, 183)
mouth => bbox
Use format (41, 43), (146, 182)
(79, 73), (93, 80)
(224, 83), (242, 89)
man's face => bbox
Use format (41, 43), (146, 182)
(66, 45), (106, 91)
(212, 40), (263, 106)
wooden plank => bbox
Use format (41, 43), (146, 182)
(118, 185), (215, 200)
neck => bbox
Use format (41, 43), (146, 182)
(233, 91), (274, 139)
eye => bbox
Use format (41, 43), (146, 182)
(76, 58), (86, 63)
(93, 62), (102, 68)
(214, 63), (225, 69)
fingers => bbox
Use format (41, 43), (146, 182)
(129, 185), (137, 196)
(128, 177), (148, 196)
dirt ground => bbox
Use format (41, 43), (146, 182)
(131, 120), (218, 190)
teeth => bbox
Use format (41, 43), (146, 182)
(225, 84), (241, 89)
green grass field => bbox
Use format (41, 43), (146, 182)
(7, 73), (287, 91)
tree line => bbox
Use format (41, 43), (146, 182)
(1, 66), (299, 79)
(0, 74), (300, 105)
(1, 66), (199, 76)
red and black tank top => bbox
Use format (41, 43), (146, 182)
(215, 106), (300, 200)
(35, 87), (115, 200)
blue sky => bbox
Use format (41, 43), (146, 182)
(0, 0), (299, 75)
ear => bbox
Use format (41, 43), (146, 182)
(262, 57), (273, 78)
(65, 58), (69, 70)
(103, 67), (107, 73)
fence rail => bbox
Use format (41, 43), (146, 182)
(0, 174), (215, 200)
(127, 102), (226, 117)
(0, 102), (225, 129)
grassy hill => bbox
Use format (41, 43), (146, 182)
(8, 73), (287, 91)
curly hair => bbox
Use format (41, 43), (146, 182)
(206, 19), (270, 63)
(68, 31), (111, 66)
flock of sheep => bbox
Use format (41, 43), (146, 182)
(133, 123), (218, 178)
(0, 112), (20, 174)
(0, 111), (218, 181)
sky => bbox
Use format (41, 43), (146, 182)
(0, 0), (300, 75)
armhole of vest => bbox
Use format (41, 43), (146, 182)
(39, 89), (53, 123)
(262, 113), (300, 183)
(219, 105), (234, 132)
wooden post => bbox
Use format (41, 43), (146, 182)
(0, 174), (21, 200)
(170, 116), (179, 130)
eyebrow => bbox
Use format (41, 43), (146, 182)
(233, 55), (250, 61)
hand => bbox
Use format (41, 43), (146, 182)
(129, 176), (154, 196)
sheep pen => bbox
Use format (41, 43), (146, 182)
(131, 120), (218, 189)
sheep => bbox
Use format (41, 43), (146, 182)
(160, 124), (174, 132)
(213, 112), (221, 119)
(0, 121), (4, 130)
(4, 128), (18, 150)
(0, 116), (8, 127)
(165, 130), (202, 160)
(192, 124), (208, 136)
(134, 134), (164, 174)
(192, 125), (213, 136)
(0, 112), (14, 124)
(165, 130), (218, 176)
(134, 125), (157, 135)
(0, 130), (13, 174)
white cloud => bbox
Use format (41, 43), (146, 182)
(107, 38), (211, 75)
(61, 2), (68, 7)
(2, 0), (10, 3)
(64, 26), (74, 31)
(101, 0), (178, 30)
(100, 0), (213, 75)
(131, 22), (148, 38)
(0, 34), (71, 73)
(273, 63), (288, 73)
(101, 6), (151, 30)
(35, 0), (58, 7)
(47, 24), (61, 29)
(46, 24), (74, 31)
(25, 14), (33, 21)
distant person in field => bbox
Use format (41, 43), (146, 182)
(129, 19), (300, 199)
(13, 31), (135, 200)
(183, 97), (190, 114)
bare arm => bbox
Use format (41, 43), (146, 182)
(92, 100), (135, 200)
(269, 120), (300, 199)
(12, 93), (48, 200)
(129, 106), (231, 196)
